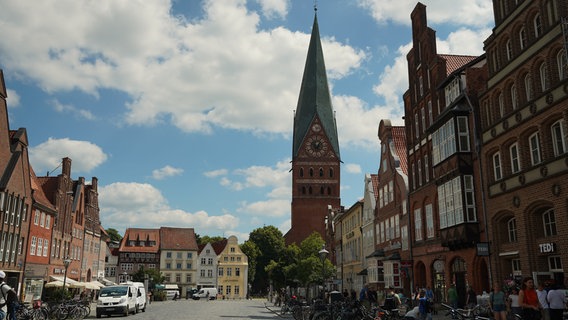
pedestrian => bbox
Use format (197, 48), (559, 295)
(384, 286), (401, 311)
(418, 290), (432, 320)
(547, 283), (567, 320)
(0, 270), (17, 320)
(537, 283), (550, 320)
(508, 287), (522, 318)
(447, 283), (458, 309)
(519, 277), (541, 320)
(206, 291), (210, 301)
(489, 282), (507, 320)
(465, 286), (477, 309)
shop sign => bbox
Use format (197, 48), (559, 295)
(476, 242), (490, 256)
(539, 242), (556, 253)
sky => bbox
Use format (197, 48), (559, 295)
(0, 0), (494, 242)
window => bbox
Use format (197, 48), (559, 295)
(166, 252), (172, 258)
(524, 74), (532, 101)
(519, 27), (526, 50)
(166, 263), (171, 269)
(418, 159), (422, 187)
(43, 240), (49, 257)
(236, 267), (240, 276)
(186, 263), (192, 269)
(186, 274), (192, 283)
(45, 215), (50, 228)
(539, 63), (548, 91)
(543, 209), (557, 237)
(464, 176), (476, 222)
(218, 267), (224, 276)
(498, 93), (504, 117)
(176, 252), (182, 259)
(432, 119), (456, 165)
(227, 268), (232, 276)
(425, 204), (434, 239)
(511, 85), (517, 109)
(558, 50), (567, 80)
(30, 236), (36, 255)
(424, 155), (429, 183)
(508, 218), (517, 242)
(510, 143), (521, 173)
(438, 176), (472, 228)
(415, 113), (419, 138)
(176, 263), (182, 269)
(533, 14), (542, 37)
(506, 40), (513, 60)
(551, 120), (567, 156)
(493, 152), (502, 180)
(40, 212), (45, 227)
(529, 132), (542, 165)
(549, 256), (562, 271)
(457, 116), (470, 152)
(421, 108), (426, 132)
(34, 211), (40, 225)
(414, 208), (422, 241)
(428, 101), (433, 125)
(37, 238), (43, 256)
(187, 252), (192, 259)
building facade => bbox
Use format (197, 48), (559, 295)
(217, 235), (248, 299)
(372, 120), (410, 293)
(480, 0), (568, 286)
(196, 241), (224, 292)
(286, 13), (341, 246)
(159, 227), (198, 298)
(118, 228), (160, 283)
(337, 200), (364, 294)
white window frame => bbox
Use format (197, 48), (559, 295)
(493, 152), (502, 180)
(510, 143), (521, 173)
(539, 62), (548, 91)
(508, 218), (517, 243)
(533, 14), (542, 37)
(425, 204), (434, 239)
(529, 132), (542, 165)
(543, 208), (557, 237)
(524, 74), (532, 101)
(414, 208), (423, 241)
(551, 119), (567, 156)
(519, 27), (526, 50)
(557, 50), (567, 80)
(511, 85), (517, 109)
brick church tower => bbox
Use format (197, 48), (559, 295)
(285, 13), (341, 245)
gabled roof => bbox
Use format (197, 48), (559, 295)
(120, 228), (160, 253)
(159, 227), (198, 250)
(371, 174), (380, 202)
(439, 54), (478, 77)
(292, 14), (340, 160)
(30, 167), (56, 213)
(391, 126), (408, 175)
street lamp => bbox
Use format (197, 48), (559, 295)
(318, 245), (329, 295)
(63, 258), (71, 289)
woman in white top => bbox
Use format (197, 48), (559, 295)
(508, 287), (522, 318)
(547, 284), (567, 320)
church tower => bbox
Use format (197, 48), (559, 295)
(285, 13), (341, 245)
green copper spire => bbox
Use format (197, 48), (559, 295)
(292, 14), (340, 160)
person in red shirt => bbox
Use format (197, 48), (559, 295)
(519, 277), (541, 320)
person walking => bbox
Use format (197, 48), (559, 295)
(489, 282), (507, 320)
(0, 271), (16, 320)
(519, 277), (541, 320)
(447, 284), (458, 309)
(509, 287), (522, 318)
(465, 286), (477, 309)
(537, 283), (550, 320)
(546, 283), (566, 320)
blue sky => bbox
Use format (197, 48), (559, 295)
(0, 0), (493, 242)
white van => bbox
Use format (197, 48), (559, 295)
(96, 285), (137, 318)
(191, 287), (218, 300)
(121, 282), (147, 313)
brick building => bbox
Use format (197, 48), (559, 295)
(479, 0), (568, 286)
(404, 2), (491, 304)
(286, 13), (341, 246)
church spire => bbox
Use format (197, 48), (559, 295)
(292, 13), (340, 160)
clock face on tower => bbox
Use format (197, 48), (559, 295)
(306, 135), (328, 157)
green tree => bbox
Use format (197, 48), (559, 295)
(247, 226), (285, 294)
(131, 267), (164, 287)
(195, 234), (225, 245)
(106, 228), (122, 242)
(240, 240), (259, 287)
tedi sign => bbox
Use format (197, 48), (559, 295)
(539, 242), (556, 253)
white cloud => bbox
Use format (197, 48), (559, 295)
(99, 182), (240, 234)
(29, 138), (108, 174)
(0, 0), (365, 138)
(152, 165), (184, 180)
(51, 99), (96, 120)
(357, 0), (493, 27)
(345, 163), (362, 174)
(255, 0), (289, 19)
(6, 89), (20, 107)
(203, 169), (228, 178)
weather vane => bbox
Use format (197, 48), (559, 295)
(314, 0), (317, 12)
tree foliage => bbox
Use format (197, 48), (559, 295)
(247, 226), (285, 293)
(240, 240), (259, 286)
(106, 228), (122, 242)
(196, 234), (225, 245)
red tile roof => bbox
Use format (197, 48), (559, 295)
(439, 54), (478, 77)
(391, 126), (408, 175)
(371, 174), (379, 203)
(120, 228), (160, 253)
(159, 227), (198, 250)
(30, 167), (56, 212)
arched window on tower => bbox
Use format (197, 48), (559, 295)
(302, 186), (306, 195)
(319, 168), (324, 177)
(329, 168), (334, 177)
(327, 187), (331, 195)
(299, 168), (304, 177)
(309, 168), (314, 177)
(308, 186), (313, 194)
(320, 186), (324, 194)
